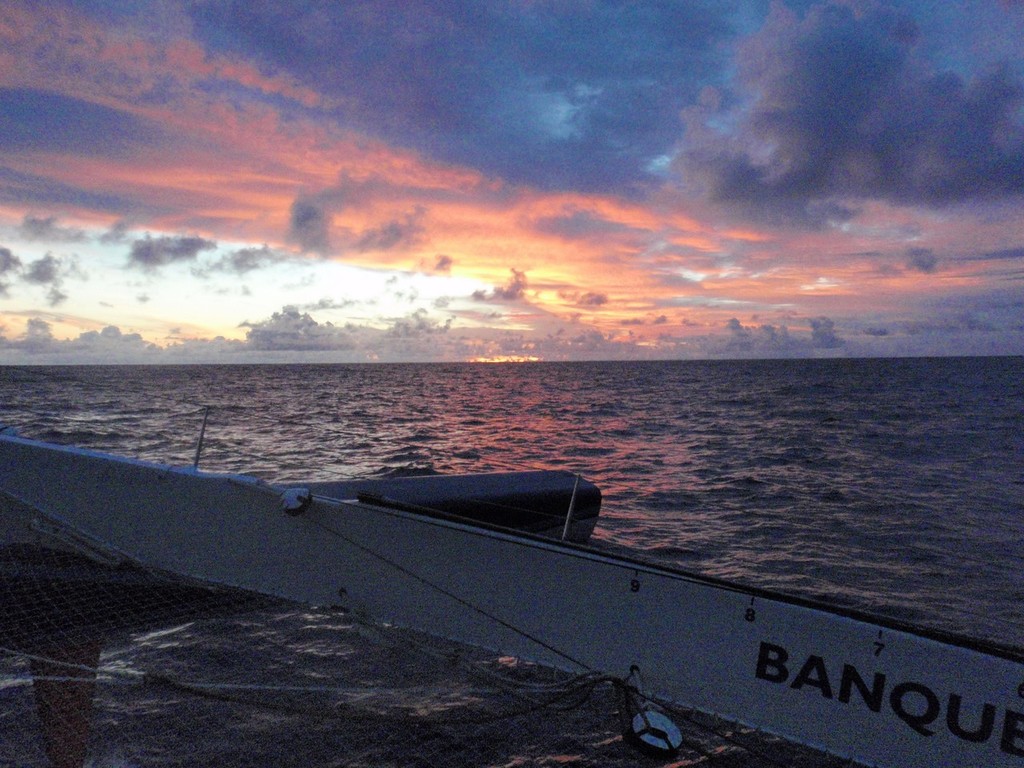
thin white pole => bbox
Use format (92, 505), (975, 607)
(560, 474), (581, 541)
(193, 406), (210, 471)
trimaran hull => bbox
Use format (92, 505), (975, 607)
(2, 432), (1023, 767)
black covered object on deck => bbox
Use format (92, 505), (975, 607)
(305, 470), (601, 541)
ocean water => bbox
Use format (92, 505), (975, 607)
(2, 356), (1024, 767)
(2, 356), (1022, 649)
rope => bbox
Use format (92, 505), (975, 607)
(2, 644), (479, 709)
(310, 515), (592, 672)
(2, 644), (614, 730)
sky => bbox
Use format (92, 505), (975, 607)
(1, 0), (1022, 364)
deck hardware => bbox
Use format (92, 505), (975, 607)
(281, 488), (313, 516)
(623, 665), (682, 757)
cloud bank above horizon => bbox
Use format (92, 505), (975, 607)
(1, 0), (1022, 363)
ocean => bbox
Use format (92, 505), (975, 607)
(1, 356), (1022, 766)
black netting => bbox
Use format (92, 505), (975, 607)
(0, 546), (852, 767)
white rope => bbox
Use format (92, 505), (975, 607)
(310, 514), (593, 672)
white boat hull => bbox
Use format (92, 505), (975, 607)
(3, 433), (1023, 767)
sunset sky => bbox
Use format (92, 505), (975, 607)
(1, 0), (1022, 363)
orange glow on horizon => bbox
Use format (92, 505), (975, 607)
(469, 355), (543, 363)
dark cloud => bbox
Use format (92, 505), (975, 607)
(76, 325), (149, 346)
(0, 247), (20, 275)
(434, 254), (453, 273)
(222, 246), (283, 273)
(45, 286), (68, 305)
(725, 317), (754, 351)
(385, 308), (452, 338)
(721, 316), (844, 355)
(810, 316), (843, 349)
(473, 269), (528, 302)
(17, 214), (86, 242)
(907, 247), (939, 273)
(24, 253), (77, 306)
(960, 246), (1024, 262)
(0, 88), (158, 158)
(288, 199), (331, 254)
(187, 1), (737, 191)
(905, 312), (996, 336)
(22, 317), (54, 350)
(193, 245), (290, 276)
(0, 317), (55, 353)
(0, 246), (21, 296)
(987, 247), (1024, 261)
(678, 3), (1024, 222)
(0, 319), (160, 358)
(0, 165), (138, 215)
(535, 209), (641, 240)
(128, 235), (217, 270)
(24, 254), (60, 285)
(99, 220), (132, 244)
(354, 209), (425, 253)
(287, 176), (453, 258)
(578, 292), (609, 307)
(299, 297), (357, 312)
(558, 288), (610, 307)
(242, 306), (356, 351)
